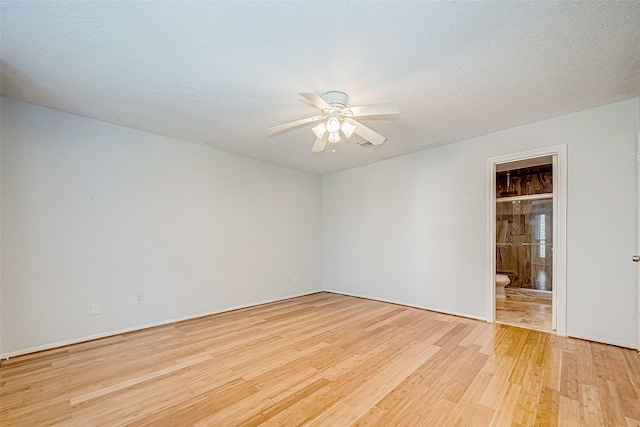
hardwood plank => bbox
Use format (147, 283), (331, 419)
(352, 405), (388, 426)
(496, 287), (553, 331)
(489, 381), (522, 426)
(1, 292), (638, 426)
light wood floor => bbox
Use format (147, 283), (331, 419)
(496, 288), (553, 332)
(1, 292), (639, 426)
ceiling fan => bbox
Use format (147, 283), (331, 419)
(268, 91), (400, 152)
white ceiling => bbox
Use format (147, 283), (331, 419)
(2, 1), (639, 175)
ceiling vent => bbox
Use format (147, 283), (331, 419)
(357, 140), (373, 146)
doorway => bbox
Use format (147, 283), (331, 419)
(487, 145), (567, 336)
(495, 162), (553, 331)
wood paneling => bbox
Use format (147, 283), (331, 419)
(496, 165), (552, 198)
(1, 292), (638, 426)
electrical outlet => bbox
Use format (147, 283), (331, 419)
(90, 303), (100, 315)
(293, 275), (298, 283)
(138, 293), (144, 301)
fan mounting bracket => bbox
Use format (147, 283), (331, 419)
(320, 91), (349, 110)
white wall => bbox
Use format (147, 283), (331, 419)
(0, 98), (323, 356)
(324, 98), (639, 348)
(2, 97), (638, 356)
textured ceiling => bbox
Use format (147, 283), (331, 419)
(1, 1), (639, 175)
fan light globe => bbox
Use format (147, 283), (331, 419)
(326, 117), (340, 133)
(328, 132), (340, 143)
(340, 121), (356, 138)
(312, 122), (327, 139)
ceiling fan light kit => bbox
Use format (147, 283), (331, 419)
(326, 116), (341, 136)
(312, 121), (327, 139)
(340, 121), (356, 139)
(269, 91), (400, 152)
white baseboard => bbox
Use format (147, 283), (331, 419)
(566, 332), (637, 350)
(0, 290), (322, 360)
(323, 289), (487, 322)
(326, 290), (639, 350)
(6, 290), (634, 359)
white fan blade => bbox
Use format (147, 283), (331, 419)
(347, 103), (399, 118)
(268, 116), (322, 136)
(352, 119), (387, 145)
(312, 136), (328, 152)
(299, 93), (333, 110)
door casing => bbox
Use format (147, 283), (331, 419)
(487, 145), (567, 336)
(636, 131), (639, 351)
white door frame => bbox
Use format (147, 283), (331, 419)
(486, 144), (567, 336)
(636, 131), (639, 351)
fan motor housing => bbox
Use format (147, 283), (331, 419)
(321, 91), (349, 109)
